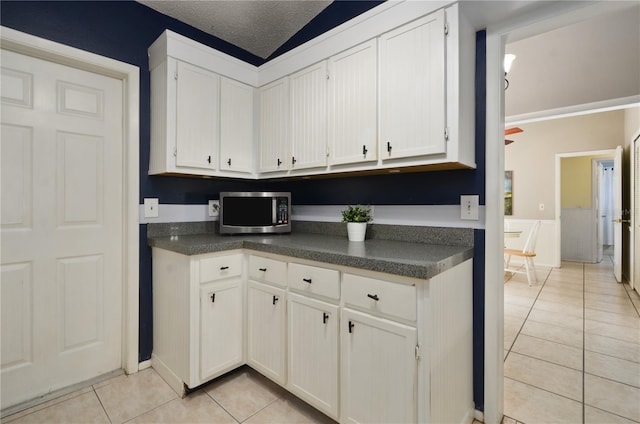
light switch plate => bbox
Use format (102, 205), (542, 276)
(144, 198), (159, 218)
(460, 195), (479, 220)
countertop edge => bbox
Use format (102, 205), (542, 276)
(148, 236), (474, 281)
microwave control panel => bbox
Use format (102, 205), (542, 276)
(277, 197), (289, 224)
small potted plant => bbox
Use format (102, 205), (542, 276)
(341, 205), (372, 242)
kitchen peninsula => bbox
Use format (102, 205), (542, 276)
(148, 222), (474, 424)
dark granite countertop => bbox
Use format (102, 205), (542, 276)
(148, 224), (474, 280)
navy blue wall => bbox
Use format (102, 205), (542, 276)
(2, 2), (486, 411)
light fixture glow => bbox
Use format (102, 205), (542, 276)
(503, 54), (517, 74)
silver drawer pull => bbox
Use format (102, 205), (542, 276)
(367, 293), (379, 301)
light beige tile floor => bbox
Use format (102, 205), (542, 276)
(2, 367), (335, 424)
(504, 256), (640, 424)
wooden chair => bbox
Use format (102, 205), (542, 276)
(504, 221), (541, 286)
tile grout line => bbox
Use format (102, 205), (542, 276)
(504, 267), (552, 361)
(503, 376), (584, 405)
(202, 389), (241, 423)
(92, 386), (114, 424)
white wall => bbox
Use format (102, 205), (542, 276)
(505, 219), (557, 268)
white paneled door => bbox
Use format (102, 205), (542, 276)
(1, 49), (123, 409)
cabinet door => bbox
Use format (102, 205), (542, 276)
(175, 60), (219, 170)
(328, 40), (377, 166)
(290, 62), (328, 170)
(287, 294), (339, 419)
(341, 308), (417, 424)
(199, 279), (243, 382)
(259, 78), (289, 173)
(247, 281), (286, 384)
(379, 10), (446, 160)
(220, 77), (254, 174)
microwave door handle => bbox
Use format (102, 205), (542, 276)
(272, 197), (277, 225)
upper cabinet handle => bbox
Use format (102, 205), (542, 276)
(302, 278), (312, 284)
(227, 158), (231, 166)
(387, 142), (392, 153)
(363, 145), (368, 157)
(259, 268), (267, 272)
(292, 156), (297, 165)
(277, 158), (282, 167)
(367, 293), (379, 301)
(207, 155), (212, 163)
(220, 266), (229, 270)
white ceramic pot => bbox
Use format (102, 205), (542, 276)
(347, 222), (367, 242)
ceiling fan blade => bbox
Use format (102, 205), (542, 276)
(505, 139), (515, 145)
(505, 127), (523, 136)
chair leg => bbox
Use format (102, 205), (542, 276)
(529, 257), (538, 283)
(524, 259), (533, 287)
(505, 254), (512, 269)
(523, 257), (538, 287)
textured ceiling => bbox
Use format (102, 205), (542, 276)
(139, 0), (332, 59)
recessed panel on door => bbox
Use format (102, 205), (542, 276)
(1, 124), (32, 229)
(57, 255), (103, 351)
(57, 132), (103, 226)
(57, 81), (104, 119)
(1, 263), (33, 370)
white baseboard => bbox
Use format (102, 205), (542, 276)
(138, 359), (152, 371)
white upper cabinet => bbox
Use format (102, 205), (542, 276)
(149, 4), (475, 178)
(290, 62), (328, 170)
(175, 61), (220, 170)
(328, 40), (378, 166)
(220, 77), (254, 174)
(379, 9), (446, 161)
(149, 58), (219, 175)
(259, 78), (289, 173)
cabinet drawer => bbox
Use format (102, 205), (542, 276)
(288, 263), (340, 300)
(342, 274), (416, 321)
(199, 254), (242, 283)
(248, 255), (287, 287)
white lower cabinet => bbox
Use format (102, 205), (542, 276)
(154, 249), (473, 423)
(152, 249), (244, 393)
(287, 293), (339, 420)
(199, 279), (243, 382)
(247, 280), (286, 385)
(340, 308), (417, 424)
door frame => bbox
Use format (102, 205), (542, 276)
(484, 2), (637, 423)
(0, 26), (140, 375)
(632, 131), (640, 293)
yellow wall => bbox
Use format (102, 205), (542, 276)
(561, 157), (593, 208)
(560, 154), (615, 208)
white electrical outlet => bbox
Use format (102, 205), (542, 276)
(460, 195), (479, 220)
(208, 200), (220, 217)
(144, 198), (159, 218)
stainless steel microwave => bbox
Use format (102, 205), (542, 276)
(219, 192), (291, 234)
